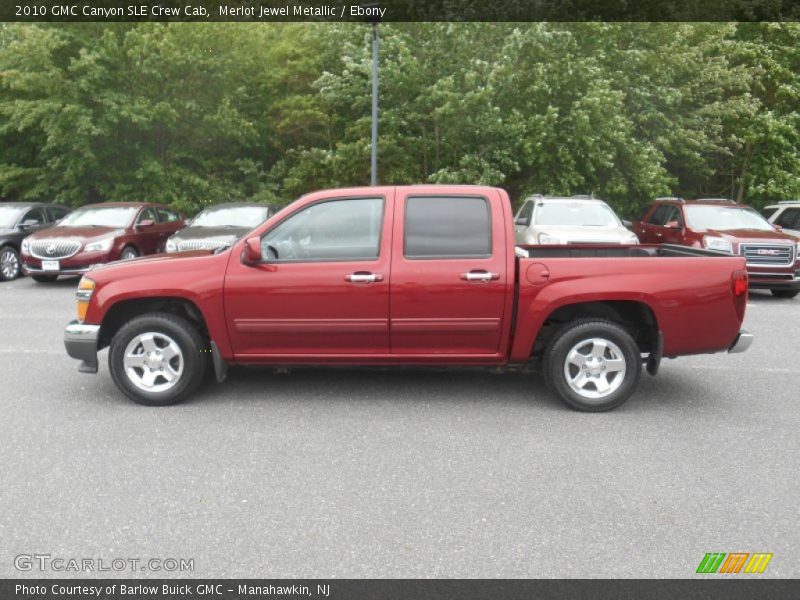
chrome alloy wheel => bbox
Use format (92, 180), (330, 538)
(1, 247), (20, 280)
(563, 337), (627, 400)
(123, 332), (184, 393)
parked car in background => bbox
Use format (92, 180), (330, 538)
(166, 202), (274, 253)
(760, 201), (800, 237)
(633, 198), (800, 298)
(21, 202), (184, 282)
(64, 185), (751, 412)
(514, 195), (639, 245)
(0, 202), (70, 281)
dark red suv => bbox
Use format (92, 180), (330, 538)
(21, 202), (185, 282)
(633, 198), (800, 298)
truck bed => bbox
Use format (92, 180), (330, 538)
(516, 243), (730, 259)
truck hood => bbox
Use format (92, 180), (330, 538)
(705, 228), (798, 243)
(532, 225), (636, 243)
(170, 226), (249, 241)
(92, 249), (213, 273)
(26, 225), (119, 242)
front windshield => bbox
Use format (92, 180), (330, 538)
(685, 206), (774, 231)
(59, 206), (137, 228)
(534, 202), (620, 227)
(191, 206), (270, 228)
(0, 206), (26, 229)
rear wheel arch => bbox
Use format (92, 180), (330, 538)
(530, 300), (660, 359)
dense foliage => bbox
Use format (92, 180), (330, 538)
(0, 22), (798, 216)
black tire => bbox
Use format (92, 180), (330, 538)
(771, 289), (799, 299)
(108, 313), (209, 406)
(120, 246), (139, 261)
(0, 245), (21, 281)
(543, 319), (642, 412)
(31, 274), (58, 283)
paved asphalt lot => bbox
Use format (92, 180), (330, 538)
(0, 275), (798, 579)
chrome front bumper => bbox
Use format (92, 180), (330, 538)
(64, 321), (100, 373)
(728, 330), (754, 354)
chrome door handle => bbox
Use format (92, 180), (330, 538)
(460, 270), (499, 282)
(346, 272), (384, 283)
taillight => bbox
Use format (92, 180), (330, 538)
(732, 269), (748, 322)
(732, 269), (748, 297)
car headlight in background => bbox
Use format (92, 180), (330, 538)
(165, 238), (178, 252)
(84, 236), (116, 253)
(21, 237), (30, 253)
(75, 277), (96, 322)
(703, 236), (733, 253)
(538, 233), (561, 245)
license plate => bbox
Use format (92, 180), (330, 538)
(41, 260), (60, 272)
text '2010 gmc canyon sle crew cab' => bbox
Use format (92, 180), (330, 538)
(64, 185), (753, 412)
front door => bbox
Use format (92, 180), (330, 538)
(224, 194), (392, 357)
(389, 191), (509, 357)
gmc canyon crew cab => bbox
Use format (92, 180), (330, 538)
(64, 185), (753, 412)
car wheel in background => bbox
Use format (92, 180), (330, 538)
(120, 246), (139, 260)
(771, 289), (799, 299)
(31, 274), (58, 283)
(0, 246), (21, 281)
(543, 319), (642, 412)
(108, 313), (209, 406)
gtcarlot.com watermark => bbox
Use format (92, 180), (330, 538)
(14, 553), (194, 573)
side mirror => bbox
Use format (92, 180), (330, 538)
(773, 224), (783, 231)
(665, 221), (681, 229)
(19, 219), (40, 229)
(622, 220), (633, 230)
(136, 219), (155, 228)
(515, 217), (529, 227)
(241, 236), (262, 265)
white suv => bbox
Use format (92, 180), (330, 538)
(514, 195), (638, 245)
(761, 201), (800, 237)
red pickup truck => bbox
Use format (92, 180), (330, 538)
(64, 185), (752, 412)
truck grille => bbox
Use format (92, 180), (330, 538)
(177, 240), (230, 252)
(740, 243), (795, 266)
(29, 240), (81, 260)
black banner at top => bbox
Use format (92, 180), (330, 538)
(3, 0), (800, 22)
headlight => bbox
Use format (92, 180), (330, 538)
(166, 238), (178, 252)
(21, 238), (30, 253)
(538, 233), (561, 245)
(76, 277), (95, 322)
(703, 236), (733, 253)
(84, 237), (115, 253)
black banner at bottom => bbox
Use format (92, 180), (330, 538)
(2, 579), (799, 600)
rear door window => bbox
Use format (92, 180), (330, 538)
(157, 207), (181, 223)
(404, 196), (491, 259)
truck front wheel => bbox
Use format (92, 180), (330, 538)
(543, 319), (642, 412)
(108, 313), (208, 406)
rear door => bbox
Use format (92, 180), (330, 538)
(389, 191), (508, 357)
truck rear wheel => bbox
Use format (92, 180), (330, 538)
(543, 319), (642, 412)
(108, 313), (208, 406)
